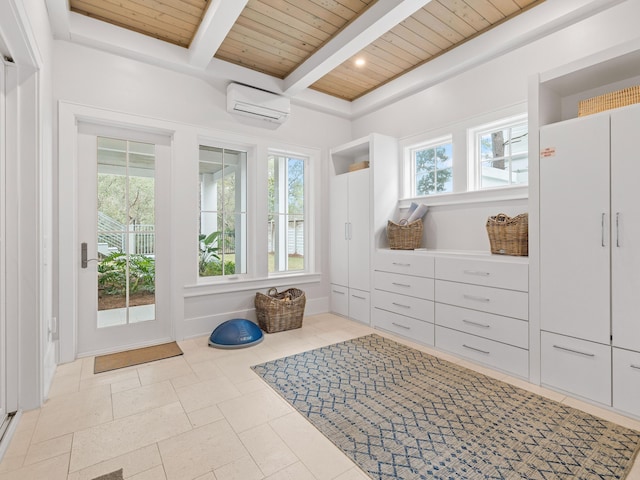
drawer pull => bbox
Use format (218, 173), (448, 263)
(552, 345), (595, 357)
(391, 282), (411, 288)
(392, 262), (411, 267)
(463, 294), (491, 303)
(392, 302), (411, 309)
(332, 290), (345, 295)
(463, 270), (490, 277)
(351, 295), (366, 300)
(462, 319), (491, 329)
(392, 322), (411, 330)
(630, 364), (640, 370)
(463, 344), (490, 355)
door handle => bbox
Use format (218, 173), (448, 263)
(81, 242), (99, 268)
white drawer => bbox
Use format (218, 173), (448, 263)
(435, 326), (528, 378)
(435, 280), (528, 320)
(435, 256), (528, 292)
(348, 288), (370, 325)
(372, 290), (434, 323)
(374, 271), (434, 300)
(372, 308), (434, 346)
(435, 303), (528, 349)
(330, 284), (348, 317)
(541, 331), (611, 406)
(613, 348), (640, 418)
(374, 251), (434, 278)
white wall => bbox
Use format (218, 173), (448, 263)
(53, 41), (353, 348)
(353, 0), (640, 252)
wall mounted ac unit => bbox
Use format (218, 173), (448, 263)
(226, 83), (290, 124)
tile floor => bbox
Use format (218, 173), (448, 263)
(0, 313), (639, 480)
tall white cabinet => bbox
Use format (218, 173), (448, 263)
(329, 134), (398, 324)
(532, 41), (640, 417)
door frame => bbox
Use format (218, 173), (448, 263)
(58, 103), (178, 361)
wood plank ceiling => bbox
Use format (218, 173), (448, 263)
(69, 0), (545, 101)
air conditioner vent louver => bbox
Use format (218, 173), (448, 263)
(226, 83), (290, 124)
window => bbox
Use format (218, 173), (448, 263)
(199, 145), (247, 277)
(268, 152), (306, 274)
(410, 138), (453, 196)
(473, 116), (528, 189)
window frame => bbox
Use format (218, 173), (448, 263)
(468, 114), (528, 191)
(197, 140), (251, 283)
(267, 149), (310, 276)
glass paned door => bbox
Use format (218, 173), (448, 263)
(77, 127), (170, 356)
(96, 137), (156, 327)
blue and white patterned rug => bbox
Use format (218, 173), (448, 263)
(252, 334), (640, 480)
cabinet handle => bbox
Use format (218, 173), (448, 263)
(392, 322), (410, 330)
(351, 295), (366, 300)
(553, 344), (595, 357)
(602, 213), (606, 247)
(616, 212), (620, 247)
(463, 270), (490, 276)
(344, 223), (348, 240)
(463, 344), (490, 355)
(391, 302), (411, 309)
(462, 319), (491, 329)
(391, 282), (411, 288)
(392, 262), (411, 267)
(463, 294), (490, 303)
(332, 290), (345, 295)
(630, 364), (640, 370)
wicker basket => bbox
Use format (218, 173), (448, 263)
(578, 85), (640, 116)
(486, 213), (528, 256)
(387, 219), (423, 250)
(255, 287), (306, 333)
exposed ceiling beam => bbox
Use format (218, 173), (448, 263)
(44, 0), (70, 40)
(188, 0), (248, 69)
(282, 0), (431, 97)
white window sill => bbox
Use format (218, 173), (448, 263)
(399, 185), (528, 208)
(184, 272), (321, 297)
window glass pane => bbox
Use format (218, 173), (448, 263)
(476, 119), (528, 190)
(199, 146), (246, 278)
(413, 140), (453, 196)
(268, 153), (306, 274)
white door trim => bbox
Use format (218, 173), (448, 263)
(58, 102), (179, 362)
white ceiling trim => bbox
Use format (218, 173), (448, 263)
(283, 0), (431, 97)
(44, 0), (70, 40)
(188, 0), (248, 69)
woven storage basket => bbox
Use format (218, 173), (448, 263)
(387, 219), (423, 250)
(486, 213), (528, 256)
(255, 287), (306, 333)
(578, 85), (640, 116)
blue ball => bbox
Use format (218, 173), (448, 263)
(208, 318), (264, 349)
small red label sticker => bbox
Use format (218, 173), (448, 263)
(540, 147), (556, 158)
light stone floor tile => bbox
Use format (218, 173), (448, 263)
(1, 314), (639, 480)
(32, 385), (113, 444)
(158, 420), (248, 480)
(175, 376), (242, 413)
(238, 423), (298, 477)
(112, 380), (179, 419)
(0, 453), (70, 480)
(66, 444), (162, 480)
(263, 461), (316, 480)
(23, 433), (73, 466)
(128, 464), (167, 480)
(218, 388), (294, 433)
(213, 454), (263, 480)
(270, 412), (355, 480)
(69, 402), (191, 473)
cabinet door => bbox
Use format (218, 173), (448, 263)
(347, 169), (370, 292)
(539, 115), (610, 344)
(611, 105), (640, 351)
(329, 174), (349, 287)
